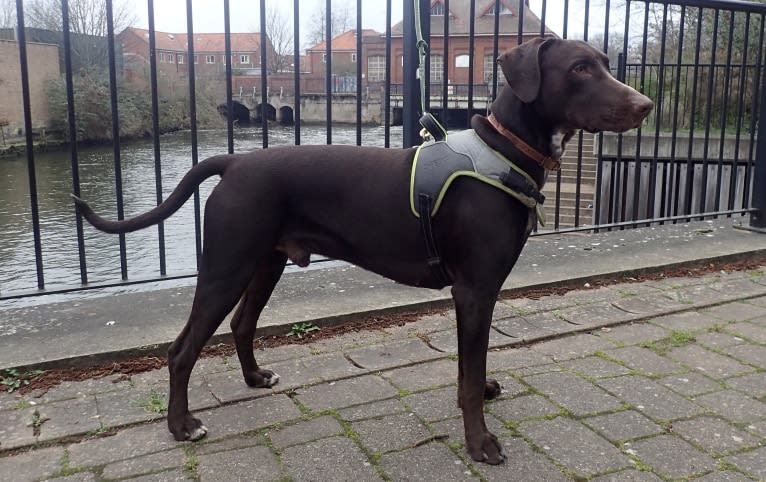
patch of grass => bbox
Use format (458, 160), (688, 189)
(133, 389), (168, 415)
(14, 399), (33, 410)
(310, 348), (323, 355)
(641, 330), (696, 354)
(287, 322), (320, 339)
(184, 454), (199, 474)
(1, 368), (44, 393)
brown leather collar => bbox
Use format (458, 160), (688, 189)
(487, 114), (561, 171)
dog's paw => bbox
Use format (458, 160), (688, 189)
(169, 414), (208, 442)
(467, 431), (506, 465)
(188, 424), (208, 441)
(244, 369), (280, 388)
(484, 379), (502, 400)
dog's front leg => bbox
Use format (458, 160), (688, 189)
(452, 283), (507, 465)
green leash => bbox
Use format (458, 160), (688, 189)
(413, 0), (447, 142)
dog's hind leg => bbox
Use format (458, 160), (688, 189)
(230, 252), (287, 388)
(166, 262), (257, 442)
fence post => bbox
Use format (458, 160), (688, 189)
(749, 64), (766, 231)
(402, 0), (429, 148)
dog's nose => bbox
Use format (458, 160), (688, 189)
(633, 96), (654, 118)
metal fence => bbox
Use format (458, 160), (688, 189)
(1, 0), (766, 300)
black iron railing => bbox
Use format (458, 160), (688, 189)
(1, 0), (766, 300)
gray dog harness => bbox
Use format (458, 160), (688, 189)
(410, 129), (546, 285)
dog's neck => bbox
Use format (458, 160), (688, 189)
(479, 88), (574, 186)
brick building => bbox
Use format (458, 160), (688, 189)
(0, 39), (60, 133)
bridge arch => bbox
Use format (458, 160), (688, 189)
(254, 103), (276, 123)
(277, 105), (294, 125)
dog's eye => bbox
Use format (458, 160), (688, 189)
(573, 64), (589, 74)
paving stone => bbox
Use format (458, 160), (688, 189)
(531, 333), (617, 361)
(666, 345), (754, 379)
(725, 321), (766, 343)
(0, 405), (37, 450)
(598, 375), (704, 421)
(381, 358), (456, 391)
(197, 445), (283, 481)
(426, 327), (516, 352)
(338, 398), (408, 422)
(703, 301), (766, 322)
(491, 315), (554, 340)
(30, 375), (130, 404)
(194, 394), (302, 440)
(295, 374), (398, 412)
(583, 410), (664, 443)
(747, 420), (766, 437)
(122, 469), (189, 481)
(192, 434), (264, 456)
(428, 415), (508, 447)
(47, 472), (98, 482)
(720, 343), (766, 369)
(353, 412), (432, 453)
(562, 356), (632, 378)
(724, 446), (766, 480)
(281, 436), (381, 481)
(512, 364), (563, 377)
(694, 390), (766, 423)
(524, 371), (623, 416)
(611, 293), (689, 316)
(267, 415), (343, 448)
(590, 469), (664, 481)
(672, 416), (760, 454)
(0, 446), (64, 481)
(261, 357), (324, 391)
(345, 338), (441, 370)
(303, 328), (390, 355)
(667, 284), (739, 307)
(379, 442), (471, 481)
(488, 394), (561, 423)
(404, 386), (461, 421)
(556, 302), (639, 327)
(695, 331), (746, 348)
(658, 372), (722, 397)
(725, 371), (766, 397)
(101, 448), (186, 480)
(0, 391), (24, 412)
(598, 322), (671, 346)
(190, 355), (237, 377)
(130, 368), (170, 387)
(500, 294), (579, 316)
(297, 351), (368, 381)
(250, 343), (315, 365)
(707, 277), (766, 299)
(627, 435), (716, 479)
(691, 471), (752, 482)
(68, 422), (180, 467)
(202, 370), (289, 405)
(378, 313), (454, 339)
(650, 311), (724, 332)
(605, 346), (684, 376)
(474, 437), (571, 482)
(561, 286), (620, 305)
(519, 417), (630, 478)
(487, 372), (527, 399)
(36, 396), (101, 442)
(486, 347), (553, 372)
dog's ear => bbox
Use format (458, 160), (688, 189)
(498, 37), (551, 103)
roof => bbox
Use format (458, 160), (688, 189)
(307, 29), (381, 52)
(391, 0), (553, 36)
(121, 27), (265, 53)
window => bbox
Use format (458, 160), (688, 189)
(455, 54), (470, 68)
(432, 1), (445, 15)
(487, 3), (513, 15)
(322, 53), (327, 63)
(240, 54), (250, 64)
(430, 54), (444, 83)
(167, 53), (174, 63)
(206, 55), (215, 64)
(194, 55), (199, 64)
(367, 55), (385, 82)
(483, 54), (495, 82)
(351, 53), (357, 63)
(177, 54), (185, 64)
(222, 55), (227, 65)
(158, 52), (165, 63)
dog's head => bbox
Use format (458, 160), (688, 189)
(498, 38), (653, 134)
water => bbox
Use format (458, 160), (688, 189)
(0, 125), (404, 302)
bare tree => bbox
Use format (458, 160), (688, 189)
(0, 0), (16, 29)
(23, 0), (136, 36)
(307, 0), (353, 47)
(264, 5), (292, 73)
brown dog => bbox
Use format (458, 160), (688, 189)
(74, 38), (652, 464)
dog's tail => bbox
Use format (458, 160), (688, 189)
(72, 154), (234, 234)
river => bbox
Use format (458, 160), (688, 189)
(0, 125), (404, 301)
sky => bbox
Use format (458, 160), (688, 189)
(126, 0), (615, 47)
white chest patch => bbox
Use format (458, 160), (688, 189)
(549, 130), (568, 160)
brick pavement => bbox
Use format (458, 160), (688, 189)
(2, 267), (766, 481)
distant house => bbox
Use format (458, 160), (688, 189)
(118, 27), (273, 83)
(304, 29), (381, 93)
(387, 0), (554, 86)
